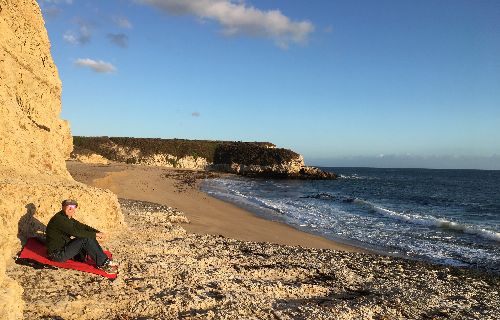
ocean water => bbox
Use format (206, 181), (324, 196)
(201, 168), (500, 273)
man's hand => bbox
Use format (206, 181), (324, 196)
(96, 232), (107, 240)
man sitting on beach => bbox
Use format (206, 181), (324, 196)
(45, 199), (118, 274)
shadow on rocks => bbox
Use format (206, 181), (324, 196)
(17, 203), (47, 245)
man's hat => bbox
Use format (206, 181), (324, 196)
(62, 199), (78, 207)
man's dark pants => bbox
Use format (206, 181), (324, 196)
(48, 237), (108, 266)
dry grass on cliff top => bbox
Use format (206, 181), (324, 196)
(7, 199), (500, 320)
(72, 136), (282, 165)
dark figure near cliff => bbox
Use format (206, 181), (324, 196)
(45, 199), (118, 274)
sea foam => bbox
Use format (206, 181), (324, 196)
(354, 199), (500, 243)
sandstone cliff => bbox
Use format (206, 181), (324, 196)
(0, 1), (123, 319)
(71, 136), (275, 170)
(212, 142), (337, 179)
(72, 136), (337, 179)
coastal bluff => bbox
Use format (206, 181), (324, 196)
(0, 1), (123, 319)
(72, 136), (337, 179)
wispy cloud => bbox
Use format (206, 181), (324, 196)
(314, 154), (500, 170)
(63, 31), (79, 44)
(74, 58), (116, 73)
(191, 112), (200, 117)
(38, 0), (70, 20)
(63, 20), (92, 45)
(137, 0), (314, 48)
(42, 6), (62, 19)
(107, 33), (129, 48)
(112, 16), (133, 29)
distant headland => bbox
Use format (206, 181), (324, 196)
(71, 136), (337, 180)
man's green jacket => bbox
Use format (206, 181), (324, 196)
(45, 210), (100, 254)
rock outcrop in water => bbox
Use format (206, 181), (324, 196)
(212, 142), (337, 179)
(72, 137), (337, 179)
(0, 1), (123, 318)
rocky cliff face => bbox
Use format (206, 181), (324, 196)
(212, 143), (337, 179)
(72, 137), (337, 179)
(0, 0), (71, 178)
(0, 1), (123, 319)
(71, 137), (223, 170)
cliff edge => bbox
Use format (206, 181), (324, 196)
(71, 137), (337, 179)
(0, 1), (123, 319)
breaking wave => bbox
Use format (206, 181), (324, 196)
(354, 199), (500, 243)
(202, 169), (500, 272)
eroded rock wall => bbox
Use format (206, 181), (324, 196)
(71, 137), (213, 169)
(0, 1), (123, 319)
(0, 0), (71, 178)
(138, 153), (209, 170)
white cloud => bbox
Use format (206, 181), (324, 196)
(113, 16), (133, 29)
(137, 0), (314, 48)
(63, 30), (78, 44)
(63, 20), (92, 45)
(78, 24), (92, 44)
(74, 58), (116, 73)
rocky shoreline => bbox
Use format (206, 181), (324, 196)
(8, 199), (500, 319)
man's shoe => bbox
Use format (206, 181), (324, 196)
(107, 259), (119, 268)
(98, 260), (118, 274)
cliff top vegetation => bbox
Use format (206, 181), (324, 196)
(73, 136), (298, 165)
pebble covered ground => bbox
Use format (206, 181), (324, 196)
(8, 199), (500, 319)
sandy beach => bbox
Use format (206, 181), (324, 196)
(66, 161), (364, 252)
(6, 161), (499, 319)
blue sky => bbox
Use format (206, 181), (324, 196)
(37, 0), (500, 169)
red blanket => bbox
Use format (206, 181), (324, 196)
(18, 237), (117, 279)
